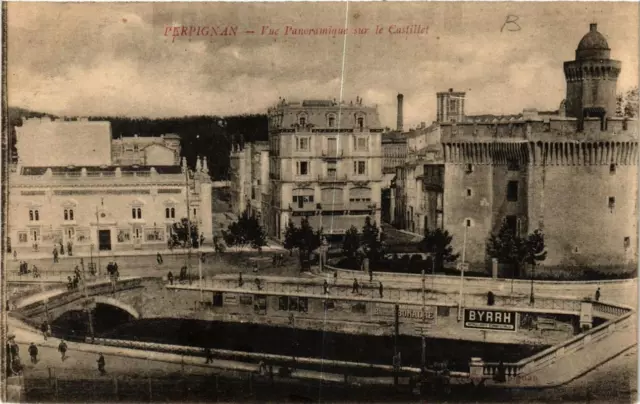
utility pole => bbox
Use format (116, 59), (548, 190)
(393, 304), (399, 388)
(458, 223), (468, 321)
(198, 252), (204, 303)
(421, 269), (426, 370)
(185, 166), (192, 285)
(95, 205), (101, 277)
(529, 263), (535, 306)
(82, 269), (95, 343)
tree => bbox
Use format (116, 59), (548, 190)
(616, 87), (639, 118)
(418, 228), (459, 272)
(296, 217), (322, 271)
(486, 222), (546, 279)
(222, 209), (267, 251)
(171, 218), (199, 248)
(361, 216), (383, 262)
(342, 226), (360, 262)
(283, 220), (298, 256)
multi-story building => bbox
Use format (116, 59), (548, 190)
(111, 134), (182, 166)
(264, 98), (384, 240)
(381, 131), (407, 223)
(8, 118), (213, 255)
(441, 23), (638, 271)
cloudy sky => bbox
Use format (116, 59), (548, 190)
(7, 2), (639, 129)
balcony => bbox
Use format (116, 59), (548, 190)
(317, 174), (348, 183)
(288, 202), (320, 212)
(321, 150), (344, 159)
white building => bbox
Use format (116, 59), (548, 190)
(8, 118), (213, 256)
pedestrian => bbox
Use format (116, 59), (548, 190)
(258, 359), (267, 375)
(53, 247), (58, 263)
(255, 278), (262, 291)
(238, 272), (244, 287)
(74, 265), (81, 279)
(279, 253), (284, 266)
(97, 353), (106, 375)
(352, 278), (359, 294)
(323, 279), (329, 294)
(80, 258), (84, 272)
(73, 275), (79, 290)
(379, 282), (384, 298)
(41, 321), (49, 341)
(595, 287), (601, 302)
(60, 242), (65, 255)
(200, 233), (205, 248)
(167, 271), (174, 285)
(333, 270), (338, 285)
(32, 265), (40, 278)
(157, 252), (163, 265)
(253, 263), (259, 273)
(28, 343), (38, 364)
(58, 340), (67, 361)
(46, 324), (52, 338)
(204, 347), (214, 364)
(67, 276), (74, 291)
(13, 250), (17, 261)
(369, 269), (373, 283)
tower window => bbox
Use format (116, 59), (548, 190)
(466, 188), (472, 197)
(328, 116), (336, 128)
(466, 164), (474, 174)
(507, 159), (520, 171)
(610, 163), (616, 174)
(465, 219), (472, 227)
(624, 237), (630, 249)
(507, 181), (519, 202)
(608, 197), (615, 211)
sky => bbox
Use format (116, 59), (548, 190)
(7, 2), (639, 129)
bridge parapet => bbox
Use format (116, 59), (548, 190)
(480, 305), (635, 385)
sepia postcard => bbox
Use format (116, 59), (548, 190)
(1, 1), (638, 403)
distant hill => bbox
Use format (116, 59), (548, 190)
(7, 107), (268, 180)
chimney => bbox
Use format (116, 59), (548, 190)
(397, 93), (404, 132)
(590, 23), (597, 32)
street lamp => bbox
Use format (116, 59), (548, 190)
(457, 221), (468, 321)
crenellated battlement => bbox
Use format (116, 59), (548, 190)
(441, 117), (638, 144)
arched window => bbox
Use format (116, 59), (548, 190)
(64, 209), (69, 221)
(171, 207), (175, 218)
(132, 208), (136, 219)
(357, 117), (364, 130)
(34, 210), (39, 221)
(29, 210), (34, 221)
(165, 207), (170, 219)
(69, 209), (74, 221)
(137, 208), (142, 219)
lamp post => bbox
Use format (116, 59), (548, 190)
(185, 166), (192, 285)
(421, 269), (426, 370)
(457, 222), (468, 321)
(529, 263), (535, 305)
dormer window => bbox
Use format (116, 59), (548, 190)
(357, 117), (364, 131)
(299, 116), (306, 126)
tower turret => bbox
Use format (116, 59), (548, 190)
(563, 23), (621, 127)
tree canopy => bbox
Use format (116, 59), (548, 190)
(170, 218), (200, 248)
(486, 222), (547, 278)
(222, 209), (267, 250)
(418, 227), (459, 271)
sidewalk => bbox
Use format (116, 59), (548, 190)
(8, 242), (285, 261)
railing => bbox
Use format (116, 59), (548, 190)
(321, 150), (344, 158)
(481, 307), (635, 380)
(317, 174), (349, 182)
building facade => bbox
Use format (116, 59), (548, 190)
(264, 98), (384, 240)
(441, 24), (637, 270)
(8, 118), (213, 256)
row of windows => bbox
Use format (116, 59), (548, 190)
(297, 115), (365, 130)
(28, 207), (190, 222)
(295, 160), (368, 176)
(294, 136), (370, 152)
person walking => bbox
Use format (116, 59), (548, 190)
(595, 287), (601, 302)
(333, 270), (338, 285)
(352, 278), (359, 294)
(204, 347), (214, 364)
(97, 353), (106, 375)
(58, 340), (68, 361)
(40, 321), (49, 341)
(238, 272), (244, 287)
(53, 247), (58, 263)
(167, 271), (174, 285)
(323, 280), (329, 294)
(28, 343), (38, 364)
(255, 278), (262, 291)
(379, 282), (384, 298)
(157, 252), (163, 265)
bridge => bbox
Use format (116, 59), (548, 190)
(167, 276), (636, 388)
(12, 277), (145, 326)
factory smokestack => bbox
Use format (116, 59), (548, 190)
(397, 93), (404, 131)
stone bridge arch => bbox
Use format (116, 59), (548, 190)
(44, 295), (141, 324)
(92, 296), (140, 320)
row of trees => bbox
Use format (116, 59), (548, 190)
(221, 209), (268, 250)
(616, 87), (639, 118)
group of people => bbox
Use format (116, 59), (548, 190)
(347, 278), (384, 298)
(18, 261), (40, 278)
(52, 242), (73, 262)
(106, 262), (120, 281)
(237, 272), (263, 290)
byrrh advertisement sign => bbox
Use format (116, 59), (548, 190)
(463, 309), (518, 332)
